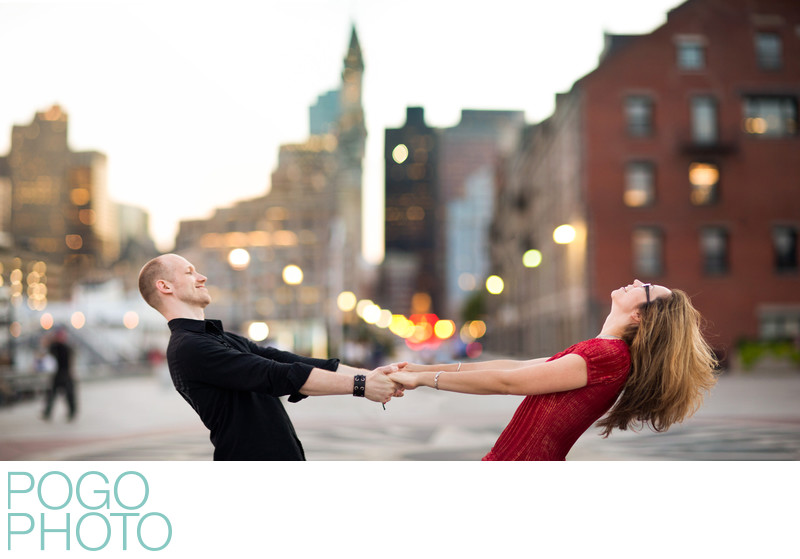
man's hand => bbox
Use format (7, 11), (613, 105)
(365, 364), (404, 404)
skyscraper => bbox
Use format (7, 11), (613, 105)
(382, 107), (440, 315)
(0, 105), (118, 293)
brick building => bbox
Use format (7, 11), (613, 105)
(489, 0), (800, 364)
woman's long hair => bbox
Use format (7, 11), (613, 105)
(596, 289), (719, 437)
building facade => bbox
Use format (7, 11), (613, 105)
(488, 0), (800, 364)
(439, 109), (525, 321)
(0, 105), (119, 298)
(172, 27), (368, 356)
(381, 107), (441, 316)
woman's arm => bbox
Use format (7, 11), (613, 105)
(402, 357), (551, 373)
(389, 354), (587, 396)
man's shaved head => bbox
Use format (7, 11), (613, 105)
(138, 254), (176, 310)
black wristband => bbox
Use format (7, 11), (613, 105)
(353, 374), (366, 397)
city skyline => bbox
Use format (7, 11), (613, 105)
(1, 0), (684, 261)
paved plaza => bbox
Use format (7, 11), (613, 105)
(1, 369), (799, 461)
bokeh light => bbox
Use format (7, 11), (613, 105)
(123, 311), (139, 329)
(228, 248), (251, 271)
(553, 224), (576, 244)
(40, 313), (54, 330)
(362, 303), (382, 324)
(282, 264), (303, 285)
(466, 341), (483, 359)
(434, 319), (456, 339)
(376, 309), (393, 329)
(486, 275), (504, 295)
(71, 311), (86, 329)
(248, 321), (269, 341)
(337, 291), (357, 312)
(522, 249), (542, 268)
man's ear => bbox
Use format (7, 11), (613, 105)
(155, 279), (172, 295)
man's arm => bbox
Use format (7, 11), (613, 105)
(299, 365), (400, 403)
(246, 340), (340, 371)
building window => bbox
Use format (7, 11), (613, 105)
(633, 227), (663, 276)
(755, 32), (782, 70)
(773, 226), (798, 273)
(759, 309), (800, 341)
(700, 227), (729, 275)
(624, 162), (655, 207)
(689, 162), (720, 205)
(690, 96), (718, 144)
(676, 37), (705, 70)
(743, 96), (798, 136)
(625, 96), (653, 136)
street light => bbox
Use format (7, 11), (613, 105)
(553, 224), (577, 244)
(227, 248), (251, 331)
(281, 264), (304, 351)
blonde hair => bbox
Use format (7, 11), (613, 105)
(138, 255), (172, 311)
(596, 289), (719, 437)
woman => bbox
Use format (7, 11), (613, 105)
(389, 280), (719, 460)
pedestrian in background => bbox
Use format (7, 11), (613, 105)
(41, 327), (77, 421)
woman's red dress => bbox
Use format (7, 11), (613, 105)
(482, 338), (631, 461)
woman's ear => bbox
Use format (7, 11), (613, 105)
(630, 309), (642, 324)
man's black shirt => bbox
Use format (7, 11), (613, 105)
(166, 318), (340, 460)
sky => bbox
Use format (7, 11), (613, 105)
(0, 0), (686, 261)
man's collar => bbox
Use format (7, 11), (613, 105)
(168, 318), (225, 333)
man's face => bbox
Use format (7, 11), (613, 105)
(163, 255), (212, 308)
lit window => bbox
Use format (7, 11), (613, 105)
(689, 162), (719, 205)
(633, 228), (663, 276)
(392, 144), (409, 164)
(676, 38), (705, 70)
(700, 227), (729, 275)
(691, 96), (718, 144)
(773, 226), (798, 273)
(743, 96), (798, 137)
(65, 234), (83, 250)
(625, 96), (653, 137)
(755, 32), (782, 70)
(624, 162), (655, 207)
(70, 188), (90, 206)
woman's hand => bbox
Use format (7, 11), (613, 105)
(398, 362), (428, 373)
(388, 370), (426, 390)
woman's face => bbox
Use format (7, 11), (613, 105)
(611, 279), (671, 314)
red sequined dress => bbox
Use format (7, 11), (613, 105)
(482, 338), (631, 461)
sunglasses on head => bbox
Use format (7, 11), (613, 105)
(642, 283), (652, 304)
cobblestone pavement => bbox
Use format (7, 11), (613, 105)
(1, 371), (799, 461)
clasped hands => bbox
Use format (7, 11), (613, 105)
(363, 361), (427, 405)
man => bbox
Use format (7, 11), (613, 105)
(138, 253), (400, 460)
